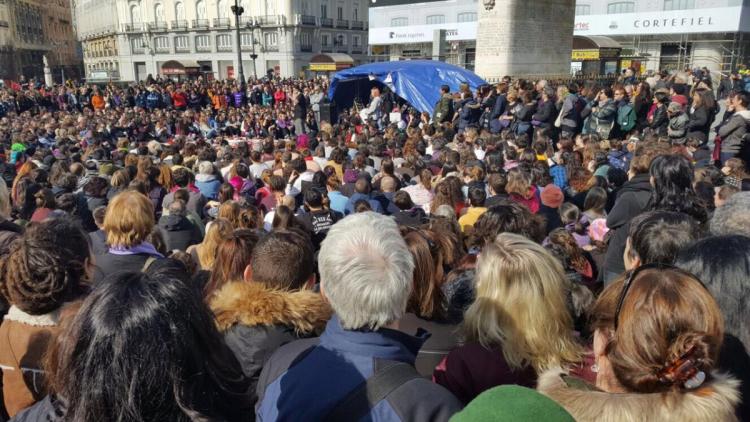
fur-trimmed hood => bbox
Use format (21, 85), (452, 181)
(210, 281), (332, 335)
(537, 368), (740, 422)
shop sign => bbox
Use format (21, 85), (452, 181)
(574, 6), (744, 36)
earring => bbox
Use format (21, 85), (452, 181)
(591, 364), (599, 373)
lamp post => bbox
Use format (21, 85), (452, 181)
(231, 0), (245, 87)
(250, 21), (259, 79)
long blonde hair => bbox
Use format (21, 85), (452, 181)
(197, 218), (233, 270)
(463, 233), (583, 372)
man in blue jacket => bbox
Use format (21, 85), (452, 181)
(255, 212), (462, 421)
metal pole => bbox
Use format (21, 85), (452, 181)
(232, 0), (245, 87)
(251, 23), (257, 79)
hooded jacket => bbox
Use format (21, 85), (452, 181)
(537, 369), (740, 422)
(157, 214), (201, 252)
(210, 282), (331, 405)
(194, 173), (221, 200)
(718, 109), (750, 155)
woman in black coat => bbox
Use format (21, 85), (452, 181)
(532, 86), (556, 130)
(687, 89), (717, 144)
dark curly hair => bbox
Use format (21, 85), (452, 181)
(471, 200), (546, 247)
(0, 217), (90, 315)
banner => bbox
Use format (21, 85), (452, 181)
(369, 22), (477, 45)
(574, 6), (745, 36)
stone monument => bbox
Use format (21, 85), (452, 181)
(475, 0), (576, 80)
(43, 55), (53, 87)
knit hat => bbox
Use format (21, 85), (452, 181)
(452, 385), (575, 422)
(540, 184), (564, 208)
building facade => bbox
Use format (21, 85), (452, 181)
(0, 0), (81, 82)
(74, 0), (369, 82)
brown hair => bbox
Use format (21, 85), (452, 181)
(103, 191), (155, 248)
(197, 219), (234, 270)
(250, 229), (314, 290)
(204, 229), (260, 299)
(505, 168), (532, 199)
(217, 201), (242, 229)
(403, 228), (454, 320)
(630, 142), (671, 174)
(590, 268), (723, 393)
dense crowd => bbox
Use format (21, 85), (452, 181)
(0, 66), (748, 421)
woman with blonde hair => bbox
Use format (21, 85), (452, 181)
(94, 191), (162, 282)
(187, 218), (233, 270)
(434, 233), (583, 405)
(538, 266), (739, 421)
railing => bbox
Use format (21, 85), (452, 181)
(300, 44), (313, 52)
(351, 47), (363, 54)
(240, 16), (255, 26)
(171, 20), (188, 30)
(351, 20), (364, 30)
(264, 45), (279, 52)
(195, 44), (211, 52)
(213, 17), (230, 28)
(123, 22), (143, 32)
(300, 15), (316, 26)
(132, 46), (145, 54)
(175, 44), (190, 52)
(336, 19), (349, 29)
(258, 15), (282, 26)
(192, 19), (209, 29)
(320, 17), (333, 27)
(151, 21), (168, 32)
(321, 45), (332, 53)
(155, 45), (170, 53)
(217, 44), (233, 52)
(335, 46), (349, 53)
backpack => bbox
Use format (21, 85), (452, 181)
(608, 150), (628, 171)
(617, 103), (637, 133)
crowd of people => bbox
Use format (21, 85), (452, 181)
(0, 65), (748, 421)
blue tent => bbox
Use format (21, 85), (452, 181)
(328, 60), (487, 116)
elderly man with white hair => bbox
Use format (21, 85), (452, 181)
(255, 212), (461, 421)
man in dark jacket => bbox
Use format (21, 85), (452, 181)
(157, 200), (201, 252)
(256, 213), (461, 421)
(433, 85), (454, 124)
(718, 91), (750, 164)
(602, 142), (670, 284)
(161, 168), (207, 218)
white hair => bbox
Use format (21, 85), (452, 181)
(318, 212), (414, 331)
(198, 161), (214, 176)
(711, 192), (750, 237)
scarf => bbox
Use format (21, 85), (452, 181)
(108, 242), (164, 258)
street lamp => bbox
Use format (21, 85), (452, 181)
(231, 0), (245, 86)
(250, 21), (259, 79)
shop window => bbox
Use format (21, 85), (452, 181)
(663, 0), (695, 10)
(607, 1), (634, 14)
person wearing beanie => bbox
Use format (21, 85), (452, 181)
(452, 386), (574, 422)
(667, 101), (688, 142)
(539, 184), (564, 234)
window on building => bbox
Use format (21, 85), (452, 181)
(175, 35), (188, 49)
(337, 6), (343, 20)
(321, 1), (328, 18)
(575, 4), (591, 15)
(321, 33), (330, 46)
(154, 3), (164, 22)
(353, 34), (361, 47)
(607, 1), (635, 14)
(241, 33), (253, 47)
(265, 0), (276, 15)
(175, 2), (185, 21)
(130, 4), (141, 23)
(218, 0), (228, 18)
(663, 0), (694, 10)
(300, 32), (311, 46)
(196, 0), (206, 19)
(195, 34), (210, 48)
(217, 34), (232, 48)
(300, 0), (309, 15)
(457, 12), (477, 22)
(426, 15), (445, 25)
(353, 3), (359, 21)
(154, 36), (169, 50)
(391, 17), (408, 27)
(264, 32), (278, 46)
(334, 33), (346, 46)
(131, 37), (144, 51)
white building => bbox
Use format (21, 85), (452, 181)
(74, 0), (370, 82)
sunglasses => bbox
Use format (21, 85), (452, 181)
(613, 262), (705, 331)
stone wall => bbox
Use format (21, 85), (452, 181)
(475, 0), (576, 80)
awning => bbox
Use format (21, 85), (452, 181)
(161, 60), (201, 75)
(571, 35), (622, 61)
(309, 53), (354, 72)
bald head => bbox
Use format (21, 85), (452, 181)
(380, 176), (397, 193)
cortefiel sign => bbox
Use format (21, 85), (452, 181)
(574, 6), (744, 36)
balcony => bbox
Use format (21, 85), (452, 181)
(132, 46), (145, 54)
(258, 15), (283, 26)
(213, 17), (231, 28)
(175, 44), (190, 53)
(196, 44), (211, 52)
(151, 21), (168, 32)
(123, 22), (143, 32)
(351, 20), (364, 30)
(300, 15), (316, 26)
(321, 45), (332, 53)
(351, 47), (363, 54)
(172, 20), (188, 31)
(155, 46), (170, 53)
(263, 44), (279, 52)
(320, 17), (333, 27)
(336, 19), (349, 29)
(217, 44), (233, 52)
(192, 19), (209, 30)
(300, 44), (312, 52)
(240, 16), (255, 26)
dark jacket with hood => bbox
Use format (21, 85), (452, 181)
(603, 173), (652, 280)
(157, 214), (201, 252)
(209, 281), (331, 406)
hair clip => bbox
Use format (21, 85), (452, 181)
(684, 370), (706, 389)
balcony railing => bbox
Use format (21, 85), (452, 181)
(300, 44), (312, 52)
(217, 45), (233, 52)
(351, 20), (364, 30)
(240, 16), (255, 26)
(213, 17), (231, 28)
(151, 21), (168, 32)
(132, 46), (145, 54)
(172, 20), (188, 30)
(175, 44), (190, 52)
(263, 44), (279, 52)
(321, 45), (332, 53)
(300, 15), (316, 26)
(124, 22), (143, 32)
(336, 19), (349, 29)
(351, 47), (363, 54)
(155, 45), (170, 53)
(258, 15), (283, 26)
(320, 17), (333, 27)
(192, 19), (209, 29)
(196, 44), (211, 52)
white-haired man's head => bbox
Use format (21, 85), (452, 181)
(318, 212), (414, 331)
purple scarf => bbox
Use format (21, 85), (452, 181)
(108, 242), (164, 258)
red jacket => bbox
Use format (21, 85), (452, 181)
(172, 91), (187, 108)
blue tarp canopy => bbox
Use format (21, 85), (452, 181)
(328, 60), (487, 116)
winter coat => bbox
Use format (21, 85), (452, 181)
(668, 112), (689, 140)
(560, 93), (583, 131)
(433, 341), (537, 405)
(433, 93), (455, 124)
(93, 252), (160, 284)
(194, 174), (222, 200)
(0, 307), (61, 417)
(603, 173), (652, 279)
(687, 105), (712, 143)
(457, 98), (481, 130)
(255, 315), (462, 421)
(162, 189), (208, 219)
(590, 99), (618, 139)
(650, 104), (669, 136)
(157, 215), (201, 252)
(210, 282), (331, 405)
(718, 109), (750, 155)
(399, 313), (460, 377)
(537, 369), (740, 422)
(532, 99), (556, 129)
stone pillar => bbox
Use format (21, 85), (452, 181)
(475, 0), (576, 80)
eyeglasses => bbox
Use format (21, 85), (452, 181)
(613, 262), (706, 331)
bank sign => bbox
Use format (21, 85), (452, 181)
(369, 22), (477, 45)
(574, 6), (746, 36)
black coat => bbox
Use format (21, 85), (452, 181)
(157, 215), (201, 252)
(93, 252), (155, 284)
(687, 105), (712, 143)
(603, 173), (653, 280)
(532, 100), (556, 129)
(399, 313), (459, 377)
